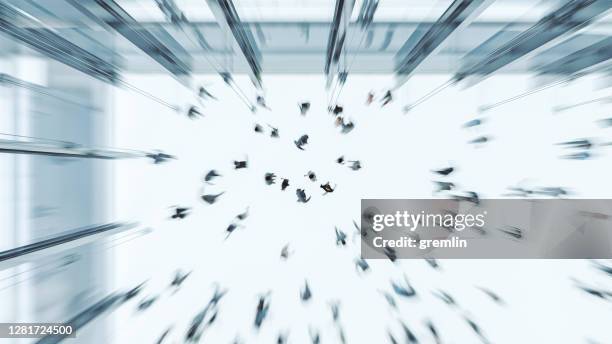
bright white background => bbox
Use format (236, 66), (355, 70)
(111, 73), (612, 343)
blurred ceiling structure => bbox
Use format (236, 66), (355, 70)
(0, 0), (609, 79)
(0, 2), (611, 342)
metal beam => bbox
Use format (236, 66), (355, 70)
(0, 2), (119, 85)
(0, 139), (150, 160)
(394, 0), (493, 88)
(36, 283), (144, 344)
(357, 0), (379, 29)
(536, 36), (612, 75)
(553, 96), (612, 112)
(0, 222), (138, 270)
(155, 0), (213, 52)
(325, 0), (356, 88)
(206, 0), (263, 90)
(455, 0), (612, 83)
(75, 0), (193, 82)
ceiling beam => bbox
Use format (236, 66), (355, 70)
(393, 0), (493, 88)
(455, 0), (612, 84)
(325, 0), (356, 88)
(77, 0), (193, 83)
(206, 0), (263, 90)
(0, 2), (119, 84)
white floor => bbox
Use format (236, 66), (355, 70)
(110, 73), (612, 343)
